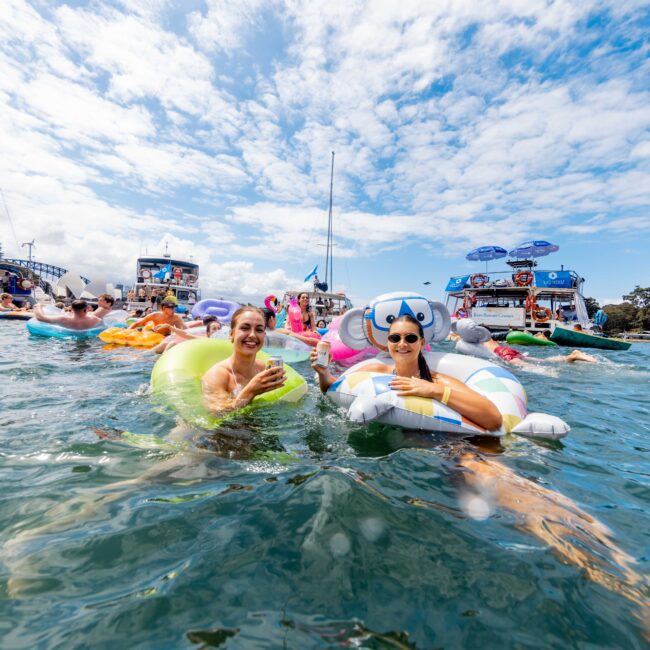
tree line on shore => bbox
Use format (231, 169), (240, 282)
(585, 286), (650, 334)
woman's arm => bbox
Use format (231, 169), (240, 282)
(389, 374), (503, 431)
(310, 349), (338, 393)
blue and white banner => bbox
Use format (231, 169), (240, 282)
(445, 275), (470, 292)
(533, 271), (572, 288)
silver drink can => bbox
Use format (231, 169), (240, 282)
(266, 356), (284, 369)
(315, 341), (331, 367)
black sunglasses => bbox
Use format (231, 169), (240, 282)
(387, 333), (420, 344)
(162, 303), (175, 308)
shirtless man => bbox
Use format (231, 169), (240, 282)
(92, 293), (115, 319)
(33, 300), (103, 331)
(127, 297), (186, 334)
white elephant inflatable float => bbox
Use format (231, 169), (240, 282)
(326, 291), (570, 439)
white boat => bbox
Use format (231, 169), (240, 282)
(127, 249), (200, 313)
(444, 259), (590, 332)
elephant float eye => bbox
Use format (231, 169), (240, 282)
(386, 314), (396, 324)
(416, 312), (425, 321)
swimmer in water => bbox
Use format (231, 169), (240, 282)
(312, 314), (503, 432)
(201, 307), (286, 413)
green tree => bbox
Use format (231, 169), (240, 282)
(622, 286), (650, 309)
(584, 297), (600, 318)
(602, 302), (636, 334)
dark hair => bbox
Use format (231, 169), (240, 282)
(298, 292), (311, 313)
(539, 329), (551, 339)
(389, 315), (432, 382)
(261, 307), (276, 328)
(230, 306), (265, 330)
(71, 299), (88, 312)
(202, 315), (218, 325)
(98, 293), (115, 305)
(134, 309), (144, 316)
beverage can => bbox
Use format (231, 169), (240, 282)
(266, 356), (284, 369)
(315, 341), (331, 367)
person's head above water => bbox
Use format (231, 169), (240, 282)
(71, 299), (89, 313)
(386, 314), (433, 382)
(229, 307), (266, 354)
(261, 307), (276, 329)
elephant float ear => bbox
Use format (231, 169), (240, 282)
(338, 308), (370, 350)
(427, 301), (451, 342)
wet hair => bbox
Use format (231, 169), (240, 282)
(134, 309), (144, 317)
(261, 307), (276, 328)
(71, 299), (88, 312)
(389, 315), (433, 382)
(202, 315), (218, 325)
(230, 306), (265, 331)
(539, 329), (551, 339)
(98, 293), (114, 305)
(55, 301), (65, 309)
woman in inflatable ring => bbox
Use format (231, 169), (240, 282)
(312, 314), (503, 431)
(202, 307), (286, 413)
(298, 292), (315, 331)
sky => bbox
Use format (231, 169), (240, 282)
(1, 0), (648, 307)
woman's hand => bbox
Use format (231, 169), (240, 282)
(242, 366), (286, 398)
(389, 376), (439, 399)
(310, 349), (336, 393)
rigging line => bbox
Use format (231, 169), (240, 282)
(326, 151), (335, 291)
(0, 188), (21, 253)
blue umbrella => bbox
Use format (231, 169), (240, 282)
(594, 309), (608, 327)
(466, 245), (507, 273)
(508, 240), (559, 259)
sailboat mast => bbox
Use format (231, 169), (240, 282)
(326, 151), (335, 292)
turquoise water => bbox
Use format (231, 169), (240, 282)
(1, 321), (648, 648)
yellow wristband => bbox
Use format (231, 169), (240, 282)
(441, 386), (451, 406)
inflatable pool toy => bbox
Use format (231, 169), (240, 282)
(329, 293), (570, 439)
(0, 311), (32, 321)
(287, 296), (303, 333)
(26, 318), (105, 339)
(26, 306), (106, 338)
(191, 299), (240, 324)
(338, 291), (450, 353)
(263, 331), (312, 363)
(322, 316), (375, 367)
(99, 327), (165, 348)
(506, 331), (557, 347)
(151, 338), (308, 429)
(264, 294), (278, 313)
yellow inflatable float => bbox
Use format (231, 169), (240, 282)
(99, 326), (165, 348)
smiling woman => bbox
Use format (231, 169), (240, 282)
(201, 306), (288, 413)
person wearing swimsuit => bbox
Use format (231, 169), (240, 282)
(201, 307), (286, 414)
(311, 314), (503, 432)
(298, 292), (315, 332)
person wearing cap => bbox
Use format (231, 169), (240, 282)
(127, 295), (186, 333)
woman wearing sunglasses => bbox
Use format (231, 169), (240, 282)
(311, 314), (503, 431)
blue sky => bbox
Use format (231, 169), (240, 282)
(1, 0), (648, 306)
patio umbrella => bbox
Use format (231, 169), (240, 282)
(465, 245), (508, 273)
(508, 240), (559, 259)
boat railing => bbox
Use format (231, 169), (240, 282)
(446, 268), (582, 292)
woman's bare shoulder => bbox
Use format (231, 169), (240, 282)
(360, 362), (392, 373)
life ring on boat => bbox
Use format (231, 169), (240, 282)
(173, 267), (182, 279)
(264, 294), (278, 313)
(514, 270), (534, 286)
(141, 269), (152, 280)
(18, 278), (34, 290)
(151, 338), (307, 429)
(471, 273), (488, 288)
(455, 308), (468, 319)
(532, 307), (551, 323)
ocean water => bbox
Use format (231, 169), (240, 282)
(0, 321), (648, 649)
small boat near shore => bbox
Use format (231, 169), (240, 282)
(550, 325), (631, 351)
(621, 331), (650, 343)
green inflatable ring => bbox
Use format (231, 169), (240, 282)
(506, 331), (557, 347)
(151, 338), (308, 429)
